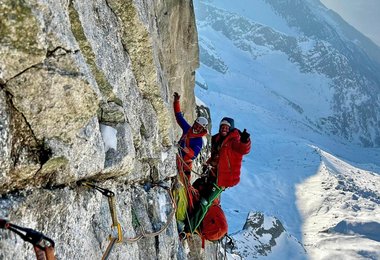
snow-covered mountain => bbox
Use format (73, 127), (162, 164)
(193, 0), (380, 258)
(226, 212), (307, 259)
(195, 0), (380, 148)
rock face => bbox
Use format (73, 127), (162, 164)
(0, 0), (202, 259)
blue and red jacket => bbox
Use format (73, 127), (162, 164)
(174, 100), (207, 165)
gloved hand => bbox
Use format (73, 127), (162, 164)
(173, 92), (180, 102)
(240, 129), (250, 143)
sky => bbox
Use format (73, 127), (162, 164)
(320, 0), (380, 46)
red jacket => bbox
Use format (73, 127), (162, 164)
(208, 129), (251, 187)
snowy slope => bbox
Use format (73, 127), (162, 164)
(297, 149), (380, 259)
(193, 0), (380, 258)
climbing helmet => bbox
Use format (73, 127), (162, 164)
(195, 116), (208, 128)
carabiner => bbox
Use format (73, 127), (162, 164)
(80, 181), (115, 197)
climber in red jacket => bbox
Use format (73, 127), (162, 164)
(187, 117), (251, 234)
(206, 117), (251, 188)
(173, 92), (208, 179)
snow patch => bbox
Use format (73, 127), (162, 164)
(195, 71), (208, 90)
(100, 124), (117, 152)
(158, 192), (167, 223)
(161, 151), (168, 162)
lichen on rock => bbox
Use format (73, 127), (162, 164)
(5, 60), (99, 142)
(0, 0), (46, 82)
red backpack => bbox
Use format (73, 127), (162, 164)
(200, 204), (228, 241)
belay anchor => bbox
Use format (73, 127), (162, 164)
(80, 181), (123, 260)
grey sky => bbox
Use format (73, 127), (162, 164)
(320, 0), (380, 46)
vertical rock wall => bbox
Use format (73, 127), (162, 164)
(0, 0), (200, 258)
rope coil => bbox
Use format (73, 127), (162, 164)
(175, 144), (207, 177)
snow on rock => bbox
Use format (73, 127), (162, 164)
(327, 220), (380, 243)
(194, 2), (380, 258)
(100, 124), (118, 152)
(194, 0), (380, 147)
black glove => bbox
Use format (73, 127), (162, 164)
(240, 129), (250, 143)
(173, 92), (180, 102)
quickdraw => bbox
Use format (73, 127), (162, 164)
(80, 182), (122, 260)
(0, 219), (56, 260)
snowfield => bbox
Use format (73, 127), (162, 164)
(297, 149), (380, 259)
(194, 0), (380, 258)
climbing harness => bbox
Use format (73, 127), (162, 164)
(0, 219), (56, 260)
(80, 182), (122, 260)
(175, 144), (205, 177)
(176, 144), (227, 249)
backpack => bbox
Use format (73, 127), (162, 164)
(174, 185), (188, 222)
(200, 204), (228, 241)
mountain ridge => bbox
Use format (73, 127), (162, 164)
(195, 0), (380, 147)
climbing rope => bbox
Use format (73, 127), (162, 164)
(0, 219), (56, 260)
(176, 151), (197, 205)
(80, 182), (122, 260)
(175, 145), (206, 241)
(125, 182), (176, 242)
(175, 143), (227, 248)
(175, 144), (197, 231)
(175, 144), (205, 177)
(82, 181), (176, 246)
(175, 142), (214, 225)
